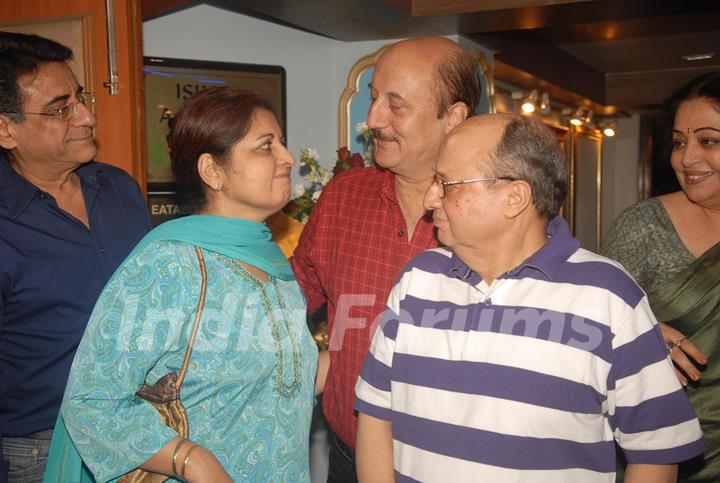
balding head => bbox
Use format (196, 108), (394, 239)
(445, 113), (568, 220)
(380, 37), (480, 118)
(367, 36), (477, 176)
(445, 113), (513, 160)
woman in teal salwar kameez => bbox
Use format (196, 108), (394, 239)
(603, 72), (720, 482)
(44, 88), (320, 482)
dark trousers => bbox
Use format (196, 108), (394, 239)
(327, 434), (358, 483)
(1, 430), (53, 483)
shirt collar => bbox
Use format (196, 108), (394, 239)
(379, 167), (398, 206)
(0, 160), (102, 219)
(76, 161), (102, 188)
(447, 252), (483, 285)
(445, 216), (580, 283)
(503, 216), (580, 281)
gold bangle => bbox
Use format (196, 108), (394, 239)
(172, 437), (190, 478)
(179, 444), (199, 479)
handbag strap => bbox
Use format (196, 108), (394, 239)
(175, 246), (208, 389)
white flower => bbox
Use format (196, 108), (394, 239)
(312, 190), (322, 202)
(293, 183), (306, 197)
(306, 148), (320, 160)
(355, 121), (368, 133)
(321, 170), (332, 185)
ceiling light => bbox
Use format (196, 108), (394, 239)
(570, 107), (584, 126)
(538, 92), (551, 115)
(600, 120), (617, 137)
(682, 53), (714, 62)
(521, 89), (538, 114)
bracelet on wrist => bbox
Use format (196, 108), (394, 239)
(179, 444), (199, 480)
(171, 437), (191, 478)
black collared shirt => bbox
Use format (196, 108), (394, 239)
(0, 159), (151, 436)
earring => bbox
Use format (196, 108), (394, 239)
(213, 184), (221, 191)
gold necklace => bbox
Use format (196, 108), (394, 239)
(217, 255), (302, 398)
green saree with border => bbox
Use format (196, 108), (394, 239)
(648, 241), (720, 482)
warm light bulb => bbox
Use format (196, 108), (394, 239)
(521, 101), (536, 113)
(569, 106), (585, 126)
(603, 126), (615, 137)
(584, 109), (594, 125)
(538, 92), (551, 114)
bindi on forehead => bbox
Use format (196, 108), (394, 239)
(676, 126), (720, 136)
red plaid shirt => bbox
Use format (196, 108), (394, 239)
(291, 167), (437, 448)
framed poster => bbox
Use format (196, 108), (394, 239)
(144, 56), (286, 191)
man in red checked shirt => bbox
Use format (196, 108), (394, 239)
(291, 36), (481, 482)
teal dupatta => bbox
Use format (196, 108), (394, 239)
(43, 417), (94, 483)
(647, 241), (720, 483)
(43, 214), (293, 482)
(131, 214), (294, 280)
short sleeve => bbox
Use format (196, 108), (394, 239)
(354, 304), (400, 421)
(607, 298), (704, 464)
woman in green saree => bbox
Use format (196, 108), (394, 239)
(603, 72), (720, 482)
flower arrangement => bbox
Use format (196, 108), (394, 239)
(284, 122), (374, 223)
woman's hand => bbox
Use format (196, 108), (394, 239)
(182, 445), (232, 483)
(660, 322), (707, 386)
(315, 350), (330, 395)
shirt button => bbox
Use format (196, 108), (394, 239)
(398, 230), (405, 237)
(31, 448), (38, 455)
(100, 247), (106, 253)
(38, 193), (46, 199)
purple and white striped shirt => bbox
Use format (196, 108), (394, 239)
(355, 217), (703, 483)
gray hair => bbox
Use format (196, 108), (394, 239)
(488, 116), (568, 219)
(434, 46), (481, 118)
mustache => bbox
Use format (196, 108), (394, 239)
(372, 129), (399, 143)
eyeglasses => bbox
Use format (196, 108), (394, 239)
(1, 91), (95, 122)
(433, 173), (516, 198)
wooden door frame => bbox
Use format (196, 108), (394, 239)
(0, 0), (147, 191)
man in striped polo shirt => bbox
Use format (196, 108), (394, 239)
(355, 113), (703, 482)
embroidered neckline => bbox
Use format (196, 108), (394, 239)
(217, 254), (302, 398)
